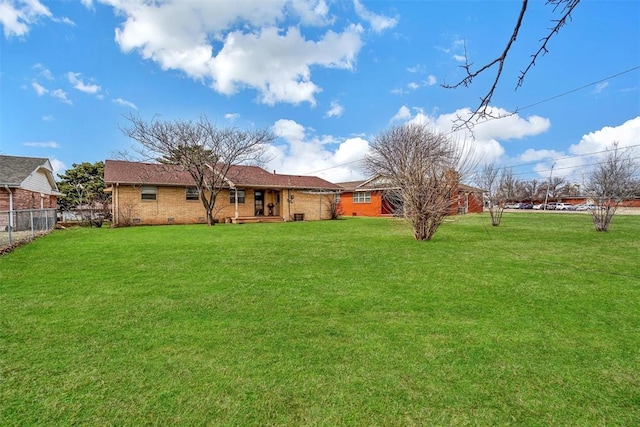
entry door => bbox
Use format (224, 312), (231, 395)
(254, 190), (264, 216)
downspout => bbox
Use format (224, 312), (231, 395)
(5, 185), (13, 228)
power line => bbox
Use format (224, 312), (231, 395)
(301, 65), (640, 176)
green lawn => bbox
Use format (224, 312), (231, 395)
(1, 214), (639, 425)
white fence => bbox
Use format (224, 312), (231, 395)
(0, 208), (57, 248)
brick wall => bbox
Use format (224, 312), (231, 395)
(112, 185), (335, 225)
(0, 188), (57, 211)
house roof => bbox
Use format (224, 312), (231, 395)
(0, 155), (59, 193)
(0, 155), (49, 186)
(337, 176), (485, 193)
(336, 180), (366, 191)
(104, 160), (342, 191)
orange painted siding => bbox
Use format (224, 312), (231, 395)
(339, 189), (483, 217)
(338, 191), (386, 217)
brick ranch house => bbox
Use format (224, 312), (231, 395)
(104, 160), (342, 225)
(0, 155), (61, 229)
(337, 176), (484, 217)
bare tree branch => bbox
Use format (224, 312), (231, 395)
(517, 0), (581, 89)
(443, 0), (581, 127)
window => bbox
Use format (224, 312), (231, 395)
(334, 193), (341, 203)
(230, 189), (245, 204)
(141, 186), (157, 201)
(353, 192), (371, 203)
(186, 187), (199, 201)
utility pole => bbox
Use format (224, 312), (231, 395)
(543, 162), (556, 210)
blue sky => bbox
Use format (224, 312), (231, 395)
(1, 0), (639, 185)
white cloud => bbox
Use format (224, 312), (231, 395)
(391, 105), (551, 165)
(42, 114), (54, 122)
(324, 101), (344, 118)
(33, 63), (53, 79)
(225, 113), (240, 121)
(569, 116), (640, 158)
(67, 72), (101, 94)
(112, 97), (137, 109)
(104, 0), (364, 106)
(390, 87), (407, 95)
(519, 148), (563, 163)
(594, 81), (609, 94)
(453, 54), (465, 62)
(23, 141), (59, 148)
(32, 81), (73, 104)
(514, 117), (640, 181)
(425, 75), (437, 86)
(269, 118), (368, 182)
(50, 158), (66, 175)
(353, 0), (397, 33)
(407, 82), (420, 90)
(50, 89), (72, 104)
(390, 105), (411, 122)
(32, 81), (47, 96)
(0, 0), (51, 38)
(407, 65), (425, 73)
(334, 137), (369, 164)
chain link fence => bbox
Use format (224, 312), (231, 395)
(0, 208), (57, 248)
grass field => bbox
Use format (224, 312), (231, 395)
(1, 213), (639, 425)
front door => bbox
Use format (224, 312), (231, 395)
(254, 190), (264, 216)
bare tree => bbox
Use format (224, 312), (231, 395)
(499, 168), (518, 204)
(443, 0), (581, 125)
(523, 178), (543, 202)
(364, 123), (475, 241)
(477, 164), (508, 226)
(122, 114), (275, 225)
(585, 144), (638, 232)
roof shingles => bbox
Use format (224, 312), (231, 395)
(0, 155), (49, 186)
(104, 160), (341, 190)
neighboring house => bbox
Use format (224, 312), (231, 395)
(104, 160), (342, 225)
(337, 177), (484, 217)
(0, 155), (61, 230)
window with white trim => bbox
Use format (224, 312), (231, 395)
(353, 192), (371, 203)
(186, 187), (199, 201)
(141, 186), (157, 201)
(230, 189), (245, 204)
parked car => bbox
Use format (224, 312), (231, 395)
(520, 203), (534, 209)
(504, 203), (520, 209)
(555, 203), (576, 211)
(532, 203), (543, 210)
(546, 202), (558, 210)
(575, 203), (596, 211)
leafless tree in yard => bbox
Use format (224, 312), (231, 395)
(122, 114), (275, 225)
(585, 143), (638, 232)
(364, 123), (476, 241)
(443, 0), (581, 127)
(477, 164), (508, 226)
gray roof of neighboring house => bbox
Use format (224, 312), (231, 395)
(0, 155), (51, 186)
(104, 160), (342, 191)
